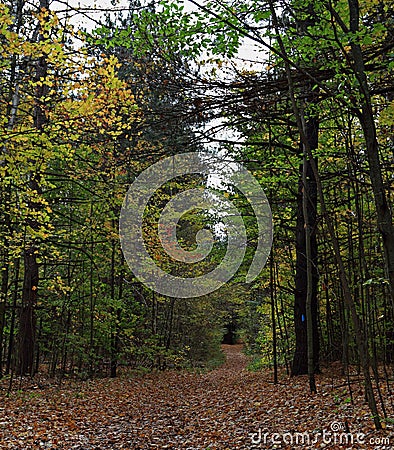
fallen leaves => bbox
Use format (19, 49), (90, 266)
(0, 345), (393, 449)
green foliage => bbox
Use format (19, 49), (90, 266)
(1, 0), (394, 397)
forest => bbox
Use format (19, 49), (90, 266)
(0, 0), (394, 448)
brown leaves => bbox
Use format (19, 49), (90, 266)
(1, 345), (393, 449)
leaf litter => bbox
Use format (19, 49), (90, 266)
(0, 345), (393, 449)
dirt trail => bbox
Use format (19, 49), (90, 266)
(1, 345), (392, 449)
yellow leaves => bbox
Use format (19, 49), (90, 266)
(0, 5), (146, 281)
(378, 100), (394, 128)
(47, 52), (140, 141)
(360, 0), (394, 16)
(46, 274), (71, 296)
(25, 225), (51, 241)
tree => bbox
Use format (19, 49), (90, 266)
(106, 0), (393, 424)
(0, 0), (146, 377)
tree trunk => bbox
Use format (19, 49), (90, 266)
(1, 2), (23, 378)
(292, 116), (319, 376)
(18, 249), (38, 375)
(17, 0), (49, 375)
(348, 0), (394, 318)
(110, 234), (118, 378)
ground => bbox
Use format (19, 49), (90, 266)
(0, 345), (393, 449)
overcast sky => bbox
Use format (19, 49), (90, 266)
(51, 0), (129, 31)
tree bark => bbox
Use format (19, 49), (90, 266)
(292, 115), (319, 376)
(18, 249), (38, 375)
(17, 0), (49, 375)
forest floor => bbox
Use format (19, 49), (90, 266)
(0, 345), (393, 449)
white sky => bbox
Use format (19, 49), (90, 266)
(52, 0), (130, 30)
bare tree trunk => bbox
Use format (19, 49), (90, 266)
(270, 252), (278, 383)
(110, 233), (119, 378)
(302, 148), (317, 393)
